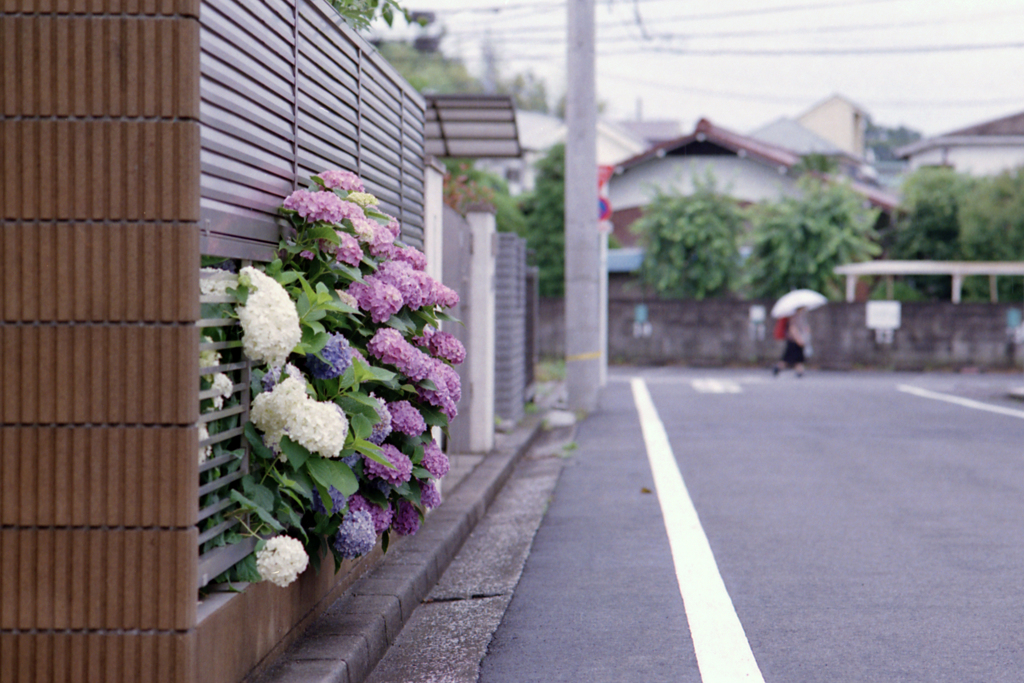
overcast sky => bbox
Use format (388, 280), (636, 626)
(370, 0), (1024, 137)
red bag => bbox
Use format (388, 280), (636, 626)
(773, 317), (789, 340)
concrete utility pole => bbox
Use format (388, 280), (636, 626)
(564, 0), (600, 412)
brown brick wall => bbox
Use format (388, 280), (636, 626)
(1, 2), (200, 681)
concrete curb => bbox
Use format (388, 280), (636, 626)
(253, 413), (545, 683)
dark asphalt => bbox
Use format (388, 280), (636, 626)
(479, 368), (1024, 683)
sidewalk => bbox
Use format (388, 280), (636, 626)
(251, 386), (563, 683)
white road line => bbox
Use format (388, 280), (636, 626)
(630, 377), (765, 683)
(897, 384), (1024, 419)
(692, 379), (743, 394)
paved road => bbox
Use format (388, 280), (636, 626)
(370, 368), (1024, 682)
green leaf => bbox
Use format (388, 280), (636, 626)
(412, 466), (432, 480)
(226, 284), (249, 305)
(307, 225), (342, 244)
(245, 422), (276, 460)
(350, 413), (373, 441)
(280, 435), (311, 470)
(306, 456), (359, 496)
(241, 476), (276, 512)
(300, 328), (329, 355)
(386, 312), (415, 334)
(229, 490), (284, 532)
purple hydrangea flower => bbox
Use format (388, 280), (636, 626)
(374, 261), (427, 310)
(319, 169), (365, 193)
(389, 400), (426, 436)
(335, 231), (364, 267)
(305, 332), (353, 380)
(299, 250), (316, 260)
(421, 440), (450, 479)
(426, 331), (466, 365)
(311, 485), (347, 515)
(391, 500), (421, 536)
(348, 278), (404, 323)
(420, 359), (461, 420)
(420, 480), (441, 509)
(384, 216), (401, 239)
(282, 189), (321, 221)
(348, 493), (393, 534)
(368, 395), (393, 445)
(362, 444), (413, 486)
(367, 328), (432, 381)
(333, 509), (376, 559)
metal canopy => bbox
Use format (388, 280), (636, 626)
(424, 94), (522, 158)
(835, 260), (1024, 303)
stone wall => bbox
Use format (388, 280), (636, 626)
(539, 280), (1023, 370)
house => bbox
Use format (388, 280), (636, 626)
(750, 116), (877, 184)
(796, 94), (870, 159)
(896, 110), (1024, 176)
(606, 117), (898, 249)
(615, 119), (685, 148)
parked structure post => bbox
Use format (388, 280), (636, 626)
(465, 206), (497, 453)
(565, 0), (600, 411)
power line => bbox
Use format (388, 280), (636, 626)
(449, 8), (1022, 43)
(597, 68), (1024, 109)
(608, 40), (1024, 57)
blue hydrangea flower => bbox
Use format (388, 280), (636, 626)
(333, 509), (376, 559)
(342, 453), (360, 469)
(305, 332), (353, 380)
(367, 395), (392, 446)
(311, 485), (347, 515)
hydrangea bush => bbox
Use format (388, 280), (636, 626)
(204, 169), (464, 587)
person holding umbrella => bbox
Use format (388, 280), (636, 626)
(771, 289), (826, 377)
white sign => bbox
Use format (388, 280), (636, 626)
(866, 301), (901, 330)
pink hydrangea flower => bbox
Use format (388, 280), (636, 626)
(426, 331), (466, 365)
(391, 246), (427, 271)
(335, 231), (364, 267)
(319, 169), (365, 193)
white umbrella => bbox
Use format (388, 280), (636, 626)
(771, 289), (828, 318)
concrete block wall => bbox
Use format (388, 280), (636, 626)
(494, 233), (526, 423)
(1, 2), (201, 681)
(538, 282), (1024, 371)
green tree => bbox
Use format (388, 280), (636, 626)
(442, 160), (527, 236)
(375, 41), (482, 94)
(745, 177), (880, 299)
(631, 174), (743, 299)
(890, 167), (971, 299)
(518, 144), (565, 297)
(328, 0), (411, 29)
(959, 168), (1024, 301)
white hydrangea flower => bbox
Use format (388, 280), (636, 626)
(199, 336), (221, 373)
(200, 268), (239, 296)
(250, 375), (349, 459)
(198, 423), (211, 464)
(345, 191), (379, 208)
(237, 267), (301, 368)
(256, 535), (309, 587)
(210, 372), (233, 409)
